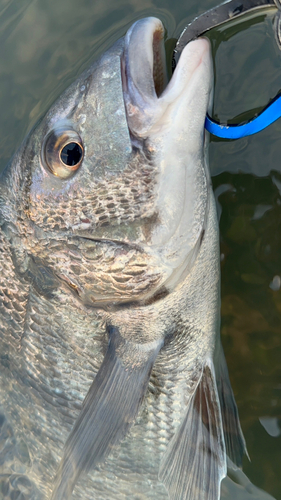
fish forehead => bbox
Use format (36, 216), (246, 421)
(29, 40), (132, 190)
(46, 49), (132, 179)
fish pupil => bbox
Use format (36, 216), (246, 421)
(60, 142), (83, 166)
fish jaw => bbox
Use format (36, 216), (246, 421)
(123, 18), (214, 286)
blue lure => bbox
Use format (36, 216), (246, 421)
(205, 92), (281, 139)
(173, 0), (281, 140)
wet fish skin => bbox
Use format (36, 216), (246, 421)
(0, 17), (245, 500)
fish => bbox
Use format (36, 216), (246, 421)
(0, 16), (246, 500)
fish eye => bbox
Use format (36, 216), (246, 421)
(42, 127), (84, 179)
(60, 142), (83, 167)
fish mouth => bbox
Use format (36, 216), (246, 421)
(121, 17), (167, 139)
(122, 17), (211, 139)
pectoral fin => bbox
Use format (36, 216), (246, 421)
(51, 325), (163, 500)
(159, 360), (227, 500)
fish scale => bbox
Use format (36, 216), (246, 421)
(0, 232), (29, 340)
(0, 196), (220, 499)
(28, 154), (156, 233)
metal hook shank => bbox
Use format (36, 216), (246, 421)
(174, 0), (277, 66)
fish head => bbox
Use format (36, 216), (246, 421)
(0, 17), (213, 308)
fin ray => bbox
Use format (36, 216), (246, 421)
(159, 360), (227, 500)
(51, 326), (163, 500)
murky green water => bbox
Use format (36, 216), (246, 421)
(0, 0), (280, 498)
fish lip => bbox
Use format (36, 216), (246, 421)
(121, 17), (211, 139)
(121, 17), (167, 139)
(121, 17), (167, 101)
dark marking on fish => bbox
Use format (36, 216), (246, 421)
(144, 286), (169, 305)
(200, 228), (205, 246)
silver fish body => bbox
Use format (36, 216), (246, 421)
(0, 17), (245, 500)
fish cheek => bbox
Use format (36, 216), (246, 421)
(22, 151), (169, 305)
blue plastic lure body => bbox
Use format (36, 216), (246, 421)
(205, 93), (281, 139)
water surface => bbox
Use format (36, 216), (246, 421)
(0, 0), (280, 498)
